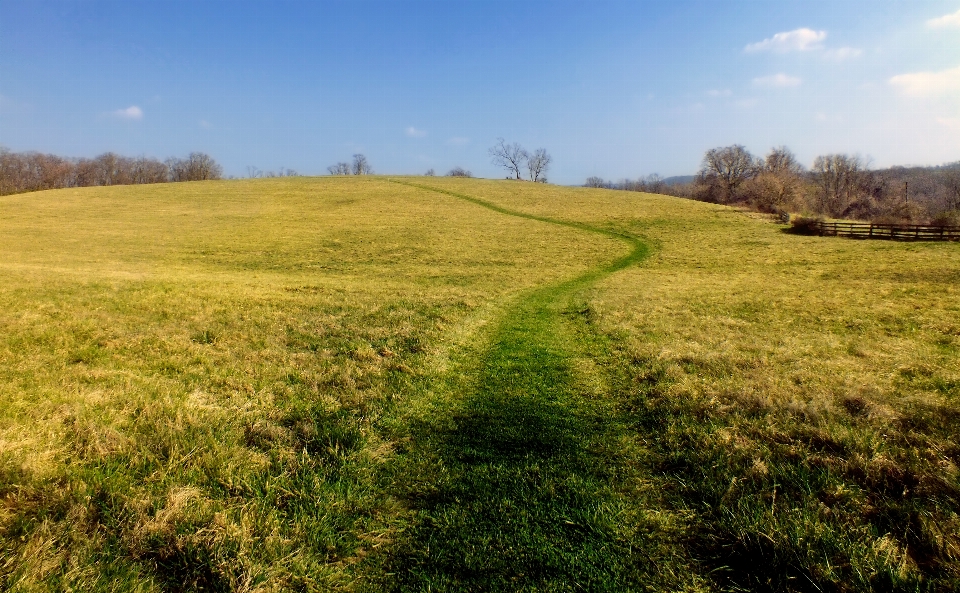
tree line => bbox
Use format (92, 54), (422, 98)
(587, 146), (960, 225)
(0, 149), (223, 196)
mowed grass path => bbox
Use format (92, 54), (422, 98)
(0, 178), (624, 590)
(409, 179), (960, 592)
(2, 177), (959, 591)
(369, 183), (680, 590)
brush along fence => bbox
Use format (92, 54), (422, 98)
(809, 221), (960, 242)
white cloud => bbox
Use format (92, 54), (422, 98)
(112, 106), (143, 120)
(405, 126), (427, 138)
(745, 28), (826, 53)
(753, 73), (802, 88)
(707, 89), (732, 97)
(889, 65), (960, 97)
(447, 136), (469, 146)
(823, 47), (863, 61)
(928, 9), (960, 29)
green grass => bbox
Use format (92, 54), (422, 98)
(1, 176), (958, 591)
(367, 183), (682, 591)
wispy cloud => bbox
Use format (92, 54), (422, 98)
(447, 136), (469, 146)
(928, 9), (960, 29)
(753, 73), (802, 88)
(823, 47), (863, 61)
(889, 66), (960, 97)
(112, 106), (143, 120)
(734, 98), (759, 109)
(199, 120), (212, 129)
(745, 28), (826, 53)
(707, 89), (732, 97)
(405, 126), (427, 138)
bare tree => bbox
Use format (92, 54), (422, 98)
(739, 147), (806, 213)
(264, 167), (298, 177)
(944, 169), (960, 211)
(131, 156), (168, 185)
(811, 154), (869, 217)
(424, 169), (435, 176)
(352, 154), (372, 175)
(166, 157), (184, 182)
(167, 152), (222, 182)
(700, 145), (759, 203)
(446, 167), (473, 177)
(92, 152), (133, 186)
(527, 148), (551, 182)
(187, 152), (222, 180)
(585, 176), (607, 188)
(0, 148), (23, 194)
(489, 138), (528, 180)
(75, 158), (100, 187)
(644, 174), (665, 194)
(327, 162), (351, 175)
(33, 152), (74, 190)
(763, 146), (804, 176)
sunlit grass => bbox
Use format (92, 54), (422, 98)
(2, 176), (958, 591)
(0, 177), (621, 590)
(429, 177), (960, 590)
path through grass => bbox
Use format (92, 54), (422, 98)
(0, 179), (623, 591)
(5, 177), (957, 590)
(369, 183), (695, 590)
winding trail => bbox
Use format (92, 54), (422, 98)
(380, 181), (654, 590)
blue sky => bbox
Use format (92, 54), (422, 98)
(2, 0), (959, 184)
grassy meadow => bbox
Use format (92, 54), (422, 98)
(1, 176), (958, 591)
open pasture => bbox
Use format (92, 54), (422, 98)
(1, 177), (958, 591)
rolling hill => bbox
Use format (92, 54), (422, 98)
(2, 177), (958, 591)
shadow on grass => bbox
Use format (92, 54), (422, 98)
(379, 299), (649, 592)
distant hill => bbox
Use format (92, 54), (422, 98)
(663, 175), (695, 185)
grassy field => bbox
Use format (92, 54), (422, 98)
(1, 176), (958, 591)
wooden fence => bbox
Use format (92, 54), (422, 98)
(810, 221), (960, 242)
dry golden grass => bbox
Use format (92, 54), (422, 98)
(2, 176), (958, 591)
(428, 177), (960, 589)
(429, 177), (958, 418)
(0, 177), (622, 590)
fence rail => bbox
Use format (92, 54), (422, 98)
(810, 221), (960, 242)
